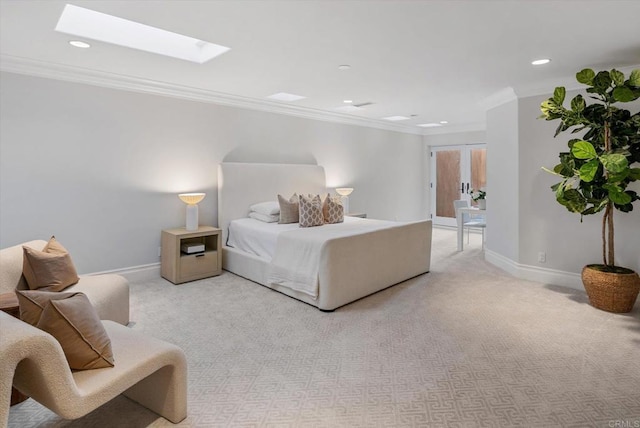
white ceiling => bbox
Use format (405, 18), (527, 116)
(1, 0), (639, 135)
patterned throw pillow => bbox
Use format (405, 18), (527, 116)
(278, 193), (299, 224)
(299, 194), (324, 228)
(322, 193), (344, 224)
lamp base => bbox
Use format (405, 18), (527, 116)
(185, 205), (199, 231)
(340, 196), (350, 214)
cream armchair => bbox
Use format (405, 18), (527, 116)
(0, 240), (129, 325)
(0, 311), (188, 425)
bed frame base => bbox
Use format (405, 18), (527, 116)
(222, 218), (432, 311)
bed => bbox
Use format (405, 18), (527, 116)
(218, 162), (432, 311)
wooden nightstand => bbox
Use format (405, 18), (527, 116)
(161, 226), (222, 284)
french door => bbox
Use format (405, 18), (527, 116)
(430, 144), (486, 226)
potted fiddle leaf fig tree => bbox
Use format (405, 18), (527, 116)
(540, 67), (640, 313)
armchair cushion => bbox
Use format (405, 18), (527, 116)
(16, 289), (75, 325)
(22, 237), (79, 292)
(16, 290), (115, 370)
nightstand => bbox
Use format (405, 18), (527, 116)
(161, 226), (222, 284)
(346, 212), (367, 218)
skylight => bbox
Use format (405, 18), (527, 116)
(55, 4), (230, 64)
(266, 93), (306, 102)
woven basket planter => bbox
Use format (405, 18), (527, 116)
(581, 265), (640, 313)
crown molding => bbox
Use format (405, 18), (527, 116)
(478, 87), (518, 111)
(0, 54), (428, 136)
(420, 121), (485, 136)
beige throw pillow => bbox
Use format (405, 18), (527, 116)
(323, 193), (344, 224)
(299, 194), (324, 228)
(278, 193), (299, 224)
(15, 289), (76, 326)
(22, 236), (79, 292)
(16, 289), (115, 370)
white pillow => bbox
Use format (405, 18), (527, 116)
(249, 201), (280, 216)
(249, 212), (279, 223)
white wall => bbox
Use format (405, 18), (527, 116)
(0, 72), (424, 274)
(517, 92), (640, 273)
(485, 99), (519, 260)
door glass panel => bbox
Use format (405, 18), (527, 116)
(435, 150), (461, 219)
(470, 148), (487, 207)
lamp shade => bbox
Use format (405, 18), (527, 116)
(335, 187), (354, 196)
(178, 193), (206, 205)
(178, 193), (205, 231)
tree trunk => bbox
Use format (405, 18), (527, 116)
(602, 121), (615, 267)
(608, 203), (614, 267)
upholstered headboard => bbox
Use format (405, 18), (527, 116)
(217, 162), (327, 244)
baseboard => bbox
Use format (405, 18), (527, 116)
(89, 263), (161, 283)
(484, 250), (583, 291)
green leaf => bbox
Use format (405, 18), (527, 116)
(610, 69), (625, 85)
(629, 69), (640, 87)
(562, 189), (587, 212)
(576, 68), (595, 85)
(579, 159), (599, 182)
(540, 99), (556, 119)
(571, 141), (597, 159)
(570, 94), (585, 112)
(629, 168), (640, 180)
(543, 166), (562, 176)
(613, 86), (636, 102)
(607, 186), (632, 205)
(593, 71), (612, 90)
(607, 169), (630, 183)
(600, 153), (628, 174)
(553, 87), (566, 105)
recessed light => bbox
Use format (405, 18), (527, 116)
(417, 123), (443, 128)
(338, 65), (351, 71)
(56, 4), (230, 63)
(383, 116), (410, 121)
(266, 92), (306, 102)
(439, 121), (448, 124)
(69, 40), (90, 48)
(343, 100), (353, 104)
(532, 58), (551, 65)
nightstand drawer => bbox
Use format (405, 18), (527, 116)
(180, 251), (218, 278)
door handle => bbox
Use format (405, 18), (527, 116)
(466, 183), (470, 193)
(461, 183), (464, 194)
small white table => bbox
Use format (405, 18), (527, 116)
(457, 207), (486, 251)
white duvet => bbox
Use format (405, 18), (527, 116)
(227, 217), (397, 299)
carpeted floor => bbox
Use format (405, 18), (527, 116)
(7, 228), (640, 427)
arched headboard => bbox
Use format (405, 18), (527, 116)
(217, 163), (327, 244)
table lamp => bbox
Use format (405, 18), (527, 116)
(335, 188), (354, 214)
(178, 193), (205, 231)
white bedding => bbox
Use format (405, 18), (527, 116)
(228, 216), (375, 260)
(228, 216), (399, 299)
(227, 218), (298, 260)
